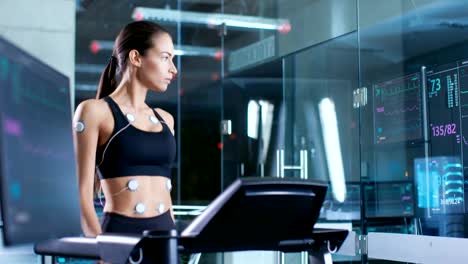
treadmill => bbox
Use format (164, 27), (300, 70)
(35, 177), (348, 264)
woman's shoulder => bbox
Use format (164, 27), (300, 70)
(154, 108), (174, 132)
(154, 108), (173, 123)
(74, 98), (110, 121)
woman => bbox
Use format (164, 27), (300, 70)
(73, 21), (178, 237)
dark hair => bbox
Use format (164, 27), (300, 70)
(96, 21), (170, 99)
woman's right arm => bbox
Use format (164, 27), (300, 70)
(73, 100), (103, 237)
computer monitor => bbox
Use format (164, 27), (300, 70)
(0, 37), (81, 245)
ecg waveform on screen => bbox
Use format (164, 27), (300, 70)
(381, 105), (419, 116)
(374, 73), (422, 144)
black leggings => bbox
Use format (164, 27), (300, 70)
(101, 210), (175, 235)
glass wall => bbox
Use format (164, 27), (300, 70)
(220, 0), (468, 263)
(358, 0), (468, 262)
(281, 31), (360, 263)
(221, 1), (360, 263)
(221, 0), (282, 188)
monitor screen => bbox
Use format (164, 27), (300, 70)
(414, 156), (464, 215)
(0, 37), (81, 245)
(373, 72), (423, 145)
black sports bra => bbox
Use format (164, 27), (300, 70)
(96, 97), (176, 180)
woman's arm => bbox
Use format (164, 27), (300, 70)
(73, 100), (103, 237)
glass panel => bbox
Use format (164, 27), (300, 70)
(174, 0), (223, 208)
(221, 0), (284, 188)
(280, 2), (360, 263)
(358, 0), (468, 248)
(282, 26), (360, 264)
(222, 1), (360, 262)
(221, 60), (282, 183)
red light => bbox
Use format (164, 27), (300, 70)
(217, 142), (223, 150)
(230, 133), (237, 140)
(211, 72), (220, 81)
(213, 50), (224, 61)
(277, 24), (291, 34)
(135, 11), (144, 21)
(89, 40), (100, 54)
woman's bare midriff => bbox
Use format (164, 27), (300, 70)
(101, 175), (172, 218)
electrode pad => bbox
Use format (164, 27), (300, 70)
(166, 179), (172, 192)
(158, 202), (165, 214)
(149, 115), (159, 125)
(127, 179), (139, 192)
(135, 203), (146, 214)
(74, 121), (85, 133)
(126, 114), (135, 122)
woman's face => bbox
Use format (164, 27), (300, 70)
(138, 32), (177, 92)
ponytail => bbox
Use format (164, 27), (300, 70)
(94, 55), (119, 198)
(96, 55), (119, 99)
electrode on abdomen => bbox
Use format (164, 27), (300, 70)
(135, 203), (146, 214)
(158, 201), (165, 214)
(166, 179), (172, 192)
(128, 179), (139, 191)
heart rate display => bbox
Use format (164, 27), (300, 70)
(426, 62), (462, 171)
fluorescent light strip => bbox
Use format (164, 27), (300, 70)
(247, 100), (259, 139)
(173, 205), (207, 210)
(318, 98), (346, 203)
(173, 204), (206, 216)
(76, 84), (98, 91)
(90, 40), (222, 58)
(76, 64), (105, 74)
(132, 7), (291, 32)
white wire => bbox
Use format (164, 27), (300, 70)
(327, 240), (338, 254)
(96, 123), (131, 168)
(96, 123), (130, 208)
(111, 186), (130, 197)
(128, 248), (143, 264)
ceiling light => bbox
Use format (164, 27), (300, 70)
(132, 7), (291, 33)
